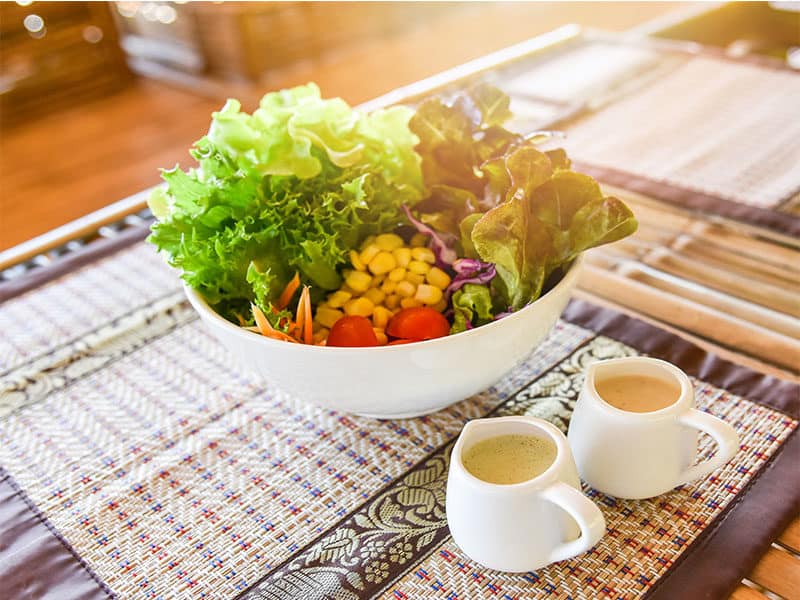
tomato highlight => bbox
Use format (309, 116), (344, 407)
(327, 316), (379, 347)
(386, 307), (450, 341)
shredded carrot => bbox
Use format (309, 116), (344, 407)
(251, 304), (297, 343)
(235, 312), (248, 326)
(277, 273), (301, 310)
(301, 287), (313, 344)
(295, 291), (306, 341)
(290, 286), (313, 345)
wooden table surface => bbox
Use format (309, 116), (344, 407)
(1, 3), (797, 598)
(0, 1), (685, 251)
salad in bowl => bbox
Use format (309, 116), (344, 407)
(149, 83), (636, 416)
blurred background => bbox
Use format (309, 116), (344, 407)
(1, 1), (798, 251)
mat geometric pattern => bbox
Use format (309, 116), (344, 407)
(1, 243), (796, 599)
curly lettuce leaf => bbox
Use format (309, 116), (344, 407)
(148, 84), (424, 320)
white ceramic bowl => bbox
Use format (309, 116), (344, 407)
(184, 257), (582, 419)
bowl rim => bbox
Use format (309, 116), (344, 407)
(184, 254), (583, 354)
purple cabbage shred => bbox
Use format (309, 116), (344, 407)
(445, 258), (496, 301)
(402, 205), (459, 267)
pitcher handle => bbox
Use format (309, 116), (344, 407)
(541, 482), (605, 564)
(676, 409), (739, 486)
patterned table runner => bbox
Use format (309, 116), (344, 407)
(1, 242), (798, 600)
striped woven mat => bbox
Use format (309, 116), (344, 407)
(1, 242), (798, 600)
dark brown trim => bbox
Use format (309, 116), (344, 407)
(0, 225), (150, 305)
(573, 161), (800, 239)
(563, 299), (799, 418)
(563, 298), (800, 600)
(0, 468), (114, 600)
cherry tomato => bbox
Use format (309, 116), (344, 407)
(387, 339), (413, 345)
(327, 316), (379, 347)
(386, 307), (450, 341)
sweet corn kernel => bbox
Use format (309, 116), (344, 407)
(368, 251), (397, 275)
(396, 280), (416, 298)
(372, 306), (392, 329)
(426, 266), (451, 289)
(385, 294), (400, 309)
(393, 247), (411, 268)
(316, 307), (343, 329)
(373, 328), (388, 345)
(401, 297), (423, 309)
(415, 284), (443, 305)
(380, 279), (397, 294)
(388, 267), (407, 282)
(313, 328), (329, 343)
(363, 288), (386, 306)
(411, 247), (436, 264)
(432, 300), (448, 313)
(360, 244), (380, 265)
(405, 272), (425, 285)
(344, 297), (375, 317)
(345, 270), (373, 293)
(360, 235), (376, 251)
(408, 260), (431, 275)
(349, 250), (366, 271)
(327, 290), (352, 308)
(375, 233), (404, 251)
(410, 233), (428, 247)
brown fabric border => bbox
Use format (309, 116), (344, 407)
(573, 161), (800, 239)
(0, 225), (150, 305)
(0, 467), (114, 600)
(563, 298), (800, 600)
(563, 299), (799, 418)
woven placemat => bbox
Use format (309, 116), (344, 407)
(561, 56), (800, 210)
(1, 242), (798, 600)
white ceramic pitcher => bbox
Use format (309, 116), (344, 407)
(446, 416), (606, 572)
(568, 357), (740, 500)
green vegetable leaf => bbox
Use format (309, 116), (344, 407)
(459, 213), (483, 259)
(471, 156), (637, 309)
(409, 85), (637, 314)
(409, 83), (521, 194)
(414, 184), (480, 236)
(569, 195), (639, 254)
(471, 197), (551, 309)
(450, 283), (495, 334)
(454, 83), (514, 127)
(504, 145), (554, 200)
(148, 84), (424, 322)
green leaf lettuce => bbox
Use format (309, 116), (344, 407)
(148, 84), (423, 320)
